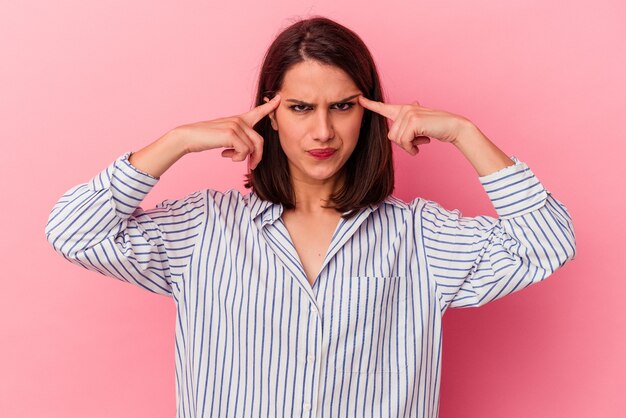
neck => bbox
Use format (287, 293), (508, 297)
(289, 174), (344, 214)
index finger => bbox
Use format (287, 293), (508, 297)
(241, 94), (281, 127)
(358, 95), (401, 120)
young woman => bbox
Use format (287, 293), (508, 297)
(45, 16), (576, 418)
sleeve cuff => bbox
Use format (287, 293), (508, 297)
(88, 152), (159, 218)
(479, 156), (548, 219)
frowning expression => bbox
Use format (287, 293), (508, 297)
(265, 60), (364, 186)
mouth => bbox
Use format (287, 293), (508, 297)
(307, 148), (337, 160)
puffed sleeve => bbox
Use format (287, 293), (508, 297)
(45, 152), (207, 297)
(417, 157), (576, 312)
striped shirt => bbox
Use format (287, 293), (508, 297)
(45, 152), (576, 418)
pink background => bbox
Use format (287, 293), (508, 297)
(2, 1), (624, 417)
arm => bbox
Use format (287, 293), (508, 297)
(128, 93), (281, 177)
(357, 95), (576, 311)
(128, 128), (189, 178)
(450, 120), (516, 176)
(44, 152), (206, 296)
(419, 158), (576, 312)
(429, 120), (576, 310)
(44, 96), (282, 294)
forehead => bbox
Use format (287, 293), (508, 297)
(280, 60), (359, 98)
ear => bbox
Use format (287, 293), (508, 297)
(263, 96), (278, 131)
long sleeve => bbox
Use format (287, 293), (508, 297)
(417, 156), (576, 312)
(45, 152), (207, 297)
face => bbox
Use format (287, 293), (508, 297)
(264, 60), (364, 187)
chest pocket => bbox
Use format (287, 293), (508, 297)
(330, 275), (407, 374)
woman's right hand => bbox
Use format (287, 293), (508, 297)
(176, 94), (281, 169)
(129, 95), (281, 178)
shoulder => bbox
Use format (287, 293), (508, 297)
(204, 188), (276, 222)
(381, 195), (477, 229)
(379, 194), (442, 218)
(375, 194), (442, 227)
(199, 188), (254, 214)
(151, 188), (250, 216)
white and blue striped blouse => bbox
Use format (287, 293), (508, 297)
(45, 152), (576, 418)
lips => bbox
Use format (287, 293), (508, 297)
(308, 148), (336, 158)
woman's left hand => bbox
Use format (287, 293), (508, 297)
(358, 95), (473, 155)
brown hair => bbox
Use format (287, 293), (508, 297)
(244, 16), (394, 219)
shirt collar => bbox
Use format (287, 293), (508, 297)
(245, 191), (281, 226)
(245, 191), (408, 227)
(382, 194), (410, 210)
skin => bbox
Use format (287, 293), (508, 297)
(127, 59), (514, 284)
(263, 60), (364, 212)
(356, 95), (515, 177)
(261, 60), (366, 283)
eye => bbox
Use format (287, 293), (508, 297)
(289, 104), (311, 113)
(333, 102), (355, 111)
(288, 102), (356, 113)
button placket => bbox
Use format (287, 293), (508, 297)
(299, 302), (322, 416)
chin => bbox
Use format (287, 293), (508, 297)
(302, 167), (341, 182)
(307, 172), (337, 181)
(289, 158), (346, 183)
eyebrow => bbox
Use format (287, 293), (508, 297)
(285, 94), (361, 106)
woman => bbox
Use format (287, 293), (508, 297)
(45, 16), (576, 418)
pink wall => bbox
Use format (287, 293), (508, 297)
(2, 1), (624, 416)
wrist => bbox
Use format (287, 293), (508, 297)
(449, 121), (515, 176)
(450, 118), (481, 147)
(163, 127), (192, 157)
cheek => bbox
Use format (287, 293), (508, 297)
(342, 113), (364, 140)
(352, 114), (364, 134)
(277, 115), (307, 140)
(276, 120), (303, 153)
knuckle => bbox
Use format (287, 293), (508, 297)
(226, 126), (238, 136)
(228, 120), (240, 130)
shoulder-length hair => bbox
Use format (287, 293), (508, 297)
(244, 16), (394, 219)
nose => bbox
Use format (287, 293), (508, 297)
(312, 110), (334, 142)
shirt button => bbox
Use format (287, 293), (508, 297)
(307, 354), (315, 362)
(310, 306), (318, 314)
(303, 402), (311, 411)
